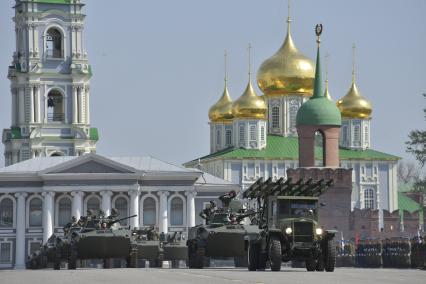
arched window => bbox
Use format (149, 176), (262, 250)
(115, 197), (128, 225)
(239, 125), (245, 145)
(29, 198), (43, 227)
(353, 125), (360, 142)
(314, 130), (325, 166)
(249, 125), (256, 142)
(87, 196), (100, 212)
(261, 126), (265, 142)
(47, 90), (64, 122)
(289, 102), (298, 132)
(170, 197), (183, 226)
(0, 198), (13, 228)
(364, 125), (369, 143)
(216, 129), (221, 146)
(58, 197), (72, 227)
(225, 129), (232, 146)
(46, 28), (62, 58)
(342, 125), (348, 144)
(364, 188), (375, 209)
(143, 197), (156, 226)
(271, 106), (280, 129)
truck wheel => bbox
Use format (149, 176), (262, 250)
(316, 257), (325, 271)
(269, 236), (282, 271)
(305, 258), (316, 271)
(324, 239), (336, 272)
(248, 243), (259, 271)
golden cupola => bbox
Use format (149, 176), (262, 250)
(208, 84), (234, 123)
(257, 13), (315, 96)
(208, 51), (234, 123)
(233, 45), (267, 120)
(336, 46), (372, 119)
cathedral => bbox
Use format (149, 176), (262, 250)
(184, 9), (400, 227)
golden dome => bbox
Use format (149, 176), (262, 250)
(208, 84), (234, 122)
(337, 81), (372, 119)
(233, 80), (267, 120)
(257, 18), (315, 96)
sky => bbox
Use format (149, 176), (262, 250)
(0, 0), (425, 167)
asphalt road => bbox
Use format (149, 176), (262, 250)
(1, 267), (425, 284)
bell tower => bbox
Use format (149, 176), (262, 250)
(2, 0), (98, 166)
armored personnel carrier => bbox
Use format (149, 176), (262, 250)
(187, 191), (260, 269)
(163, 231), (188, 268)
(244, 177), (337, 272)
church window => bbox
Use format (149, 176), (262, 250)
(261, 126), (265, 141)
(342, 125), (348, 144)
(57, 197), (72, 227)
(364, 125), (369, 143)
(364, 188), (375, 209)
(216, 129), (221, 146)
(225, 129), (232, 146)
(271, 106), (280, 128)
(353, 125), (360, 142)
(170, 197), (183, 226)
(239, 125), (245, 145)
(0, 242), (12, 264)
(87, 196), (100, 212)
(115, 197), (128, 225)
(0, 198), (13, 228)
(29, 197), (43, 227)
(143, 197), (156, 226)
(46, 28), (62, 58)
(249, 125), (256, 141)
(314, 130), (325, 167)
(47, 90), (64, 122)
(289, 102), (298, 132)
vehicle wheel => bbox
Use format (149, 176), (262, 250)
(68, 250), (77, 270)
(305, 258), (316, 271)
(53, 247), (61, 270)
(234, 255), (248, 267)
(316, 256), (325, 271)
(324, 239), (336, 272)
(103, 258), (112, 269)
(171, 260), (180, 268)
(188, 241), (204, 269)
(268, 236), (282, 271)
(127, 247), (138, 268)
(248, 243), (259, 271)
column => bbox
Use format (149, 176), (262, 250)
(35, 85), (41, 123)
(78, 86), (84, 124)
(14, 193), (27, 269)
(157, 191), (169, 234)
(71, 191), (83, 220)
(29, 86), (34, 123)
(18, 87), (25, 124)
(72, 86), (78, 124)
(42, 192), (55, 244)
(100, 191), (112, 217)
(85, 86), (90, 125)
(185, 191), (197, 228)
(128, 190), (140, 228)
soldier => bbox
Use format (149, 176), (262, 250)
(63, 216), (77, 235)
(219, 190), (236, 208)
(199, 201), (217, 224)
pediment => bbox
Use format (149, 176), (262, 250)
(42, 154), (137, 175)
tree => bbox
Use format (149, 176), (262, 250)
(397, 161), (420, 184)
(405, 93), (426, 194)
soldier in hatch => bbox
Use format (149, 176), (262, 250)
(219, 190), (237, 208)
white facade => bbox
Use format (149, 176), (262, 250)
(233, 119), (267, 150)
(340, 118), (371, 150)
(0, 154), (238, 269)
(210, 122), (233, 153)
(2, 0), (97, 167)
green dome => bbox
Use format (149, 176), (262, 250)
(296, 41), (341, 126)
(296, 97), (341, 126)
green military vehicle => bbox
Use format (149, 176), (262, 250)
(244, 177), (336, 272)
(162, 231), (188, 268)
(187, 192), (260, 269)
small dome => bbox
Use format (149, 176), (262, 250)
(337, 81), (372, 119)
(233, 81), (267, 120)
(257, 20), (315, 96)
(208, 85), (234, 122)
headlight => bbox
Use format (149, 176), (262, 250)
(285, 227), (292, 234)
(316, 228), (323, 235)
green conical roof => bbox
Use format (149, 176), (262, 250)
(296, 41), (341, 126)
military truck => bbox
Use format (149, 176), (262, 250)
(187, 192), (260, 269)
(244, 177), (336, 272)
